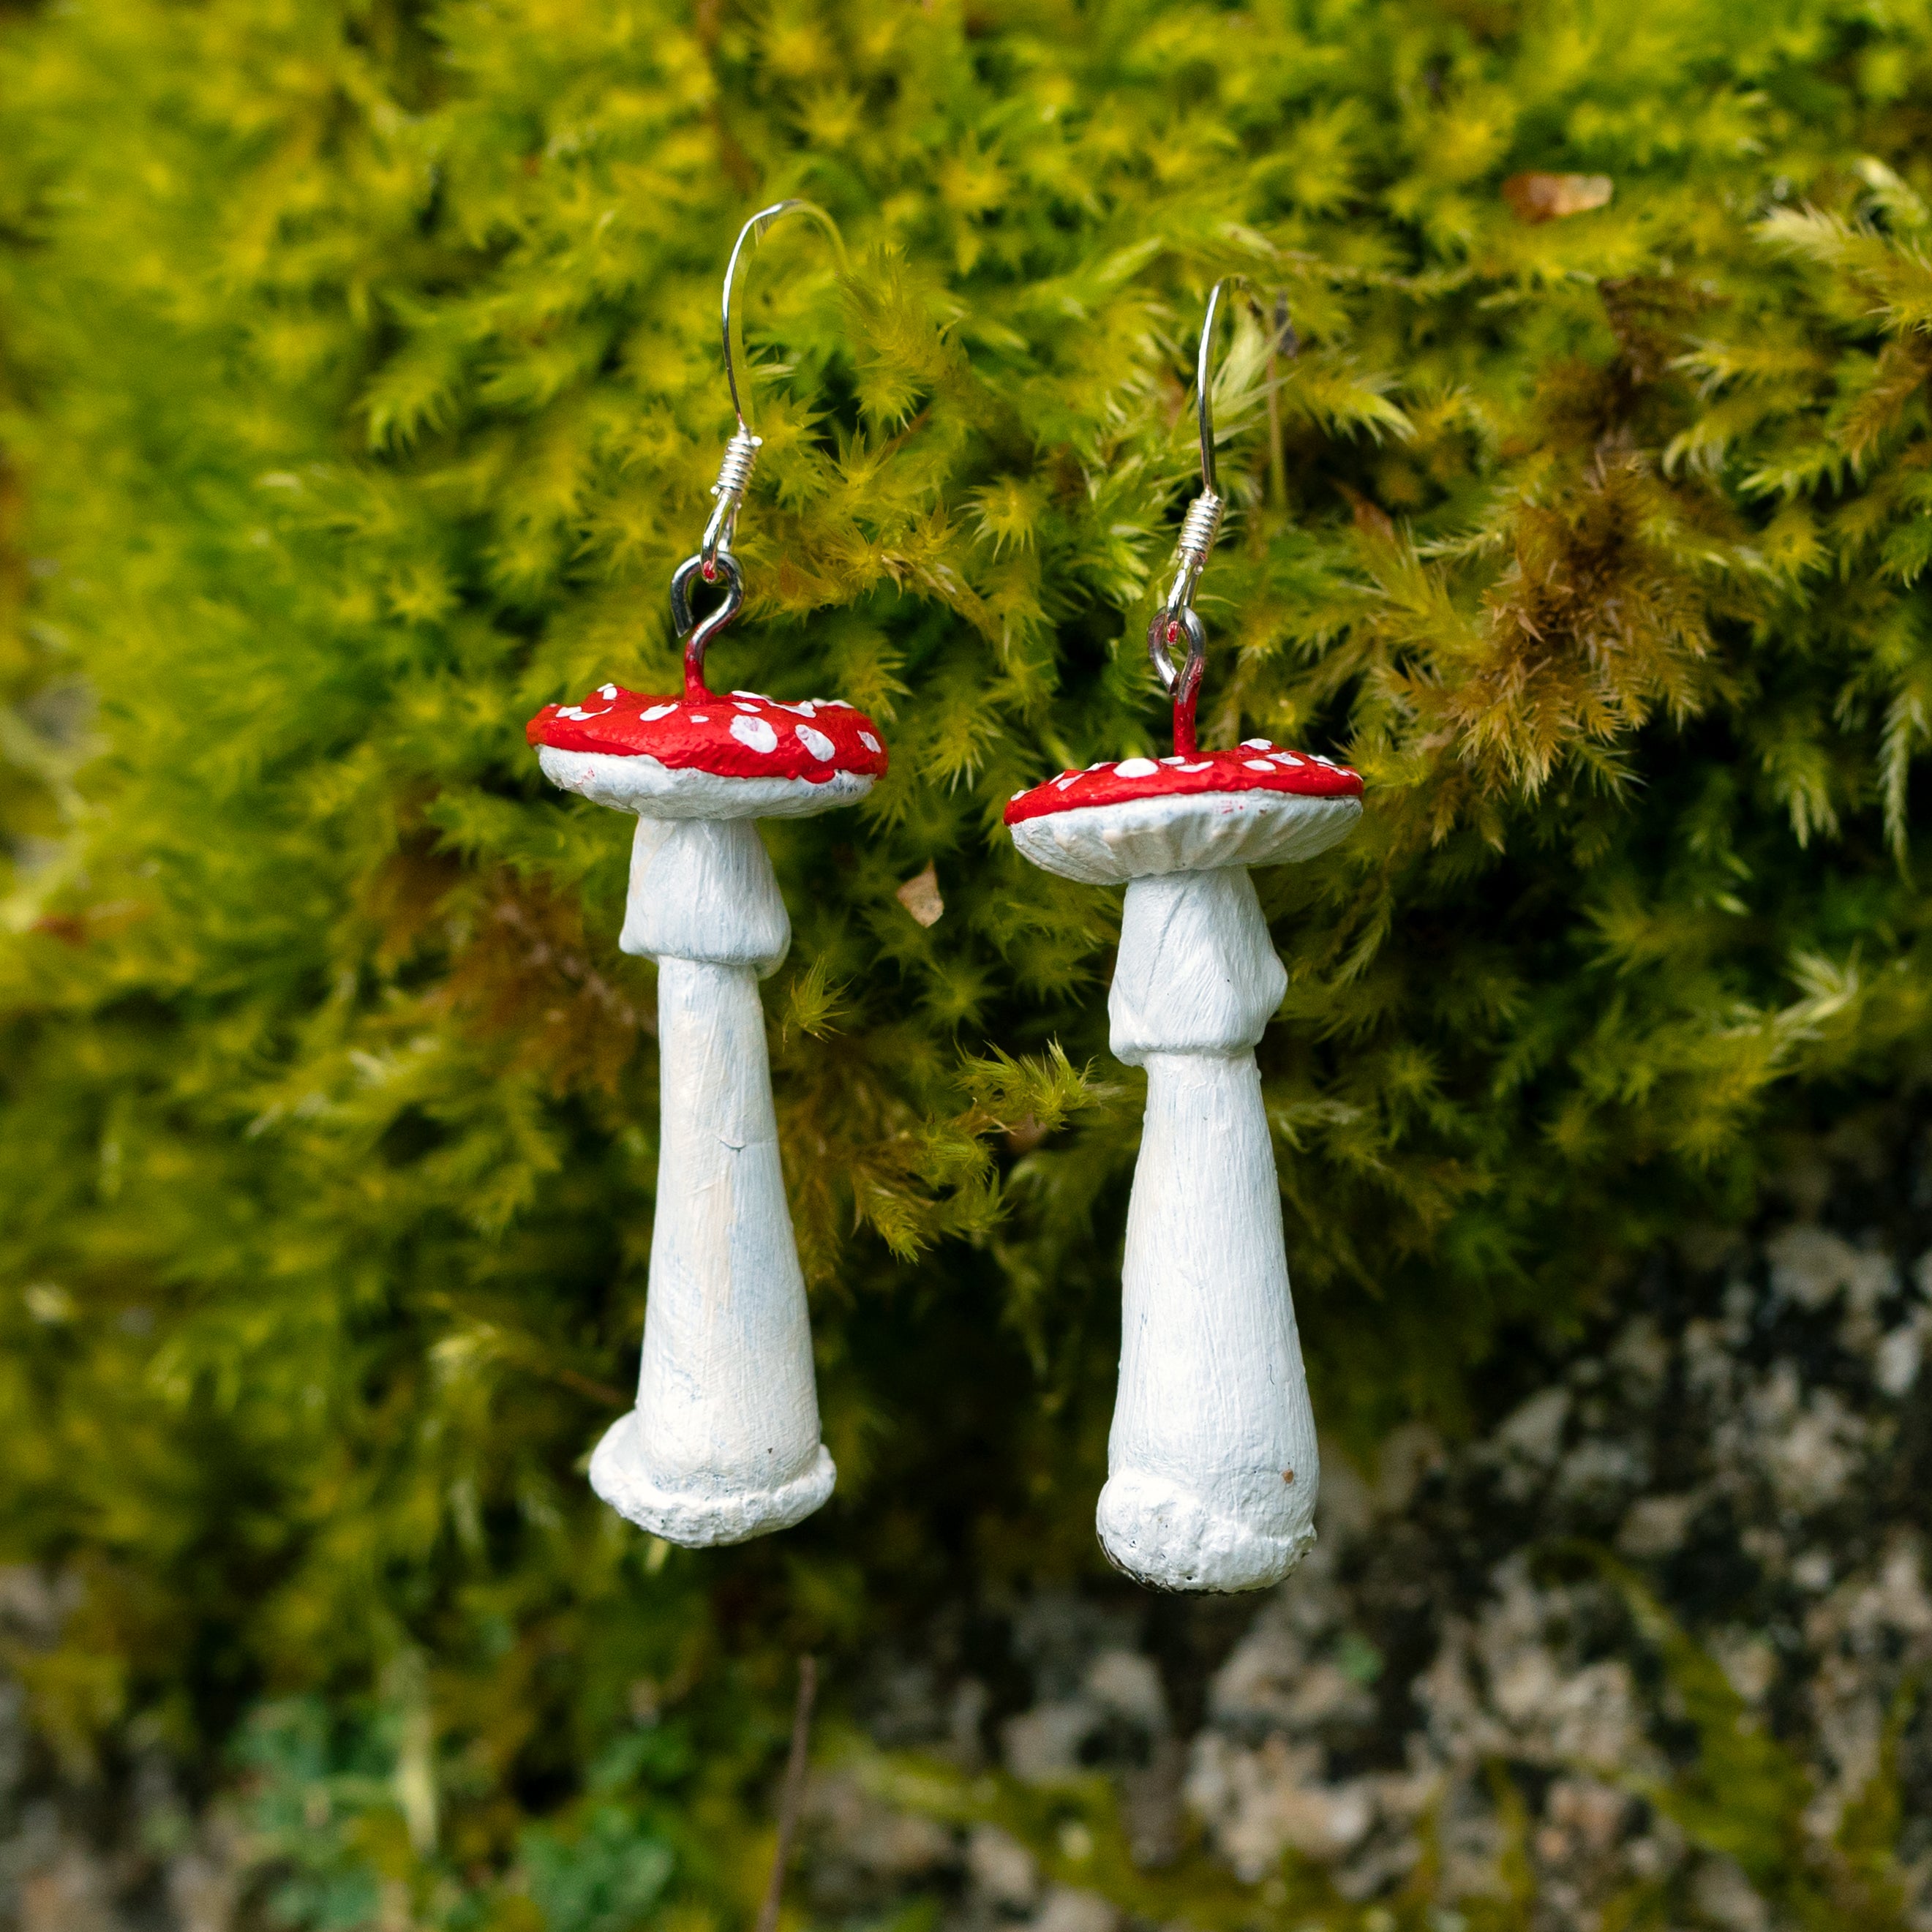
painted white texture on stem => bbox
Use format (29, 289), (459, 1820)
(1010, 789), (1358, 884)
(1097, 866), (1318, 1591)
(539, 744), (874, 820)
(585, 811), (833, 1546)
(1109, 865), (1286, 1064)
(619, 816), (789, 973)
(590, 954), (834, 1545)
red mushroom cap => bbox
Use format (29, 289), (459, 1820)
(1004, 741), (1359, 826)
(528, 683), (888, 784)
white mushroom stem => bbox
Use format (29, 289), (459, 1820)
(587, 816), (835, 1546)
(1097, 865), (1318, 1592)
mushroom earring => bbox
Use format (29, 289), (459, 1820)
(1004, 281), (1363, 1593)
(526, 203), (885, 1548)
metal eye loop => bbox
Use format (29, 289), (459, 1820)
(671, 551), (745, 699)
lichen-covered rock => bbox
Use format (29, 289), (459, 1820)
(803, 1180), (1932, 1931)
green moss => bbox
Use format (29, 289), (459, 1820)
(4, 0), (1932, 1917)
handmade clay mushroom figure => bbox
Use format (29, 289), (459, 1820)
(526, 202), (887, 1547)
(1005, 282), (1363, 1592)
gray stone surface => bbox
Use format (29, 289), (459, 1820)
(811, 1198), (1932, 1930)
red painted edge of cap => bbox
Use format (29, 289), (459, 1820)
(527, 684), (889, 783)
(1004, 743), (1362, 825)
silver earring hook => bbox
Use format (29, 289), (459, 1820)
(1146, 274), (1269, 755)
(720, 200), (846, 440)
(1194, 274), (1244, 501)
(675, 200), (846, 697)
(698, 199), (847, 582)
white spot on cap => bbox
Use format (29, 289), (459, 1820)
(1312, 754), (1335, 766)
(556, 706), (588, 720)
(732, 690), (767, 700)
(1241, 737), (1272, 749)
(1269, 751), (1303, 766)
(819, 698), (851, 708)
(640, 704), (677, 722)
(1053, 773), (1078, 789)
(599, 684), (617, 699)
(1243, 759), (1274, 772)
(690, 713), (710, 723)
(1179, 761), (1213, 772)
(1115, 757), (1159, 778)
(858, 731), (881, 753)
(734, 701), (761, 713)
(731, 714), (778, 754)
(1160, 756), (1184, 765)
(795, 723), (835, 761)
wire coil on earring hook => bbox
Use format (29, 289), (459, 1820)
(699, 431), (762, 580)
(673, 199), (847, 694)
(1177, 489), (1226, 559)
(714, 431), (761, 497)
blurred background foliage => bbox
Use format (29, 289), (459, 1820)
(4, 0), (1932, 1922)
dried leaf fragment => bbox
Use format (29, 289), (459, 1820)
(1503, 173), (1614, 223)
(896, 861), (944, 927)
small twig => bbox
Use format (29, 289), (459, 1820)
(548, 1364), (631, 1409)
(1266, 292), (1295, 513)
(753, 1655), (819, 1932)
